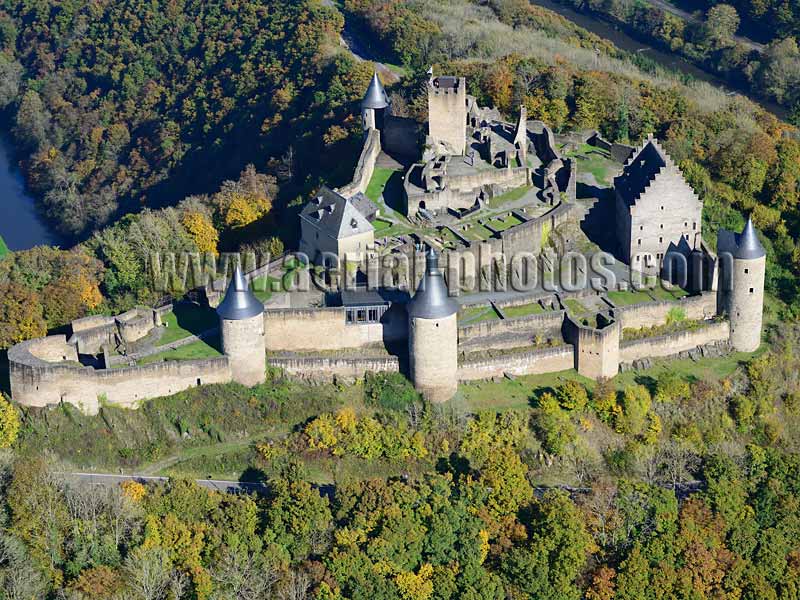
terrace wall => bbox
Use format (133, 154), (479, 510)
(617, 291), (717, 330)
(268, 356), (400, 383)
(458, 345), (573, 380)
(619, 321), (730, 363)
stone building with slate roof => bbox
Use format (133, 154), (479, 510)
(299, 186), (376, 265)
(614, 135), (702, 268)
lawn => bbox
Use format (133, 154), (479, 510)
(563, 143), (620, 186)
(649, 285), (690, 301)
(366, 167), (398, 202)
(564, 298), (592, 317)
(502, 302), (545, 318)
(157, 304), (219, 346)
(607, 289), (654, 306)
(462, 224), (495, 241)
(0, 235), (7, 258)
(138, 336), (223, 365)
(460, 305), (500, 324)
(487, 214), (523, 232)
(373, 218), (393, 233)
(488, 185), (531, 208)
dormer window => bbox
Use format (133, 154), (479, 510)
(350, 218), (358, 229)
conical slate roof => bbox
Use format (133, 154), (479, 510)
(216, 266), (264, 320)
(407, 248), (459, 319)
(735, 217), (766, 259)
(362, 72), (389, 109)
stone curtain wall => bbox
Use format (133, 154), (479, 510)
(337, 128), (381, 198)
(619, 320), (730, 363)
(617, 292), (717, 330)
(263, 306), (407, 352)
(458, 310), (565, 343)
(9, 335), (231, 415)
(268, 356), (399, 383)
(458, 345), (573, 380)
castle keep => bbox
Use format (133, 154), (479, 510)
(7, 74), (768, 413)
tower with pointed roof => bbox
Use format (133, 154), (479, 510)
(716, 217), (766, 352)
(407, 248), (459, 403)
(217, 266), (266, 386)
(362, 72), (390, 134)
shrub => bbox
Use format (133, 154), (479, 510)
(555, 380), (589, 411)
(364, 372), (420, 411)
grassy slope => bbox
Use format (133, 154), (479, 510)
(0, 235), (8, 258)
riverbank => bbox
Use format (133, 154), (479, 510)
(0, 131), (65, 251)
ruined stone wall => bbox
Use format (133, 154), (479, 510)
(117, 308), (155, 343)
(617, 292), (717, 330)
(458, 345), (573, 381)
(9, 336), (231, 415)
(69, 322), (117, 355)
(337, 128), (381, 198)
(457, 310), (565, 343)
(263, 306), (407, 352)
(268, 356), (399, 383)
(500, 201), (581, 257)
(619, 321), (730, 363)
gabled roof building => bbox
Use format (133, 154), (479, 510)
(299, 186), (376, 265)
(614, 135), (702, 268)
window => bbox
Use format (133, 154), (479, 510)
(693, 222), (697, 230)
(744, 268), (749, 274)
(750, 287), (754, 293)
(660, 224), (663, 229)
(640, 225), (644, 230)
(638, 239), (641, 246)
(659, 237), (663, 243)
(636, 255), (640, 262)
(661, 206), (664, 210)
(684, 222), (688, 227)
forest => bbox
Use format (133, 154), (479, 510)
(0, 0), (369, 238)
(545, 0), (800, 113)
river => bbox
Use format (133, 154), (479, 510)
(529, 0), (788, 119)
(0, 132), (64, 251)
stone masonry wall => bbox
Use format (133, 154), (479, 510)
(617, 292), (717, 330)
(458, 345), (574, 381)
(337, 128), (381, 198)
(619, 320), (730, 363)
(458, 310), (565, 342)
(268, 356), (399, 383)
(9, 335), (231, 415)
(263, 306), (407, 352)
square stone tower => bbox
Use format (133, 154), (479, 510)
(427, 76), (467, 155)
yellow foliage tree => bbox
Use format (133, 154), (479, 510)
(0, 394), (19, 449)
(120, 480), (147, 502)
(395, 563), (434, 600)
(223, 192), (272, 229)
(182, 211), (219, 255)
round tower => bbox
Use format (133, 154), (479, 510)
(407, 248), (459, 403)
(724, 218), (766, 352)
(216, 266), (266, 386)
(362, 72), (390, 133)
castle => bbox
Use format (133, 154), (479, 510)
(6, 73), (767, 413)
